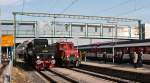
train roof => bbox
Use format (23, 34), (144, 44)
(56, 41), (73, 44)
(33, 38), (48, 41)
(78, 39), (150, 49)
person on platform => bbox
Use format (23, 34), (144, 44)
(129, 51), (134, 64)
(137, 50), (143, 67)
(119, 50), (123, 64)
(133, 52), (138, 68)
(80, 51), (86, 62)
(103, 51), (107, 63)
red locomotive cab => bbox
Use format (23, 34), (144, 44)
(64, 46), (79, 59)
(56, 42), (80, 67)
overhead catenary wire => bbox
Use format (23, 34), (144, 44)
(60, 0), (79, 14)
(22, 0), (25, 13)
(116, 3), (150, 17)
(98, 0), (131, 14)
(21, 0), (25, 21)
(49, 0), (58, 13)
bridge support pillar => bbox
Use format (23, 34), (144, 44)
(85, 23), (88, 37)
(69, 23), (72, 37)
(100, 24), (103, 38)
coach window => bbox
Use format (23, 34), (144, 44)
(145, 47), (150, 54)
(95, 27), (98, 32)
(80, 27), (84, 32)
(107, 48), (112, 53)
(123, 48), (128, 54)
(109, 28), (111, 32)
(65, 24), (69, 32)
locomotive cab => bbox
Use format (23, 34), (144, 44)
(55, 42), (80, 67)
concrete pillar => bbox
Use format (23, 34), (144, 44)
(129, 26), (131, 38)
(13, 13), (16, 60)
(69, 23), (72, 37)
(112, 24), (117, 63)
(138, 20), (144, 40)
(53, 17), (56, 37)
(85, 23), (88, 37)
(51, 17), (56, 44)
(115, 24), (117, 39)
(100, 24), (103, 37)
(112, 27), (115, 64)
(141, 24), (145, 39)
(34, 21), (38, 38)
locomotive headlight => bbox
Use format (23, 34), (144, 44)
(66, 56), (69, 60)
(76, 55), (79, 58)
(51, 56), (54, 59)
(51, 60), (55, 64)
(37, 56), (40, 59)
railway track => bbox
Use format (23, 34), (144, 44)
(35, 65), (139, 83)
(36, 70), (78, 83)
(36, 67), (118, 83)
(68, 67), (136, 83)
(49, 67), (118, 83)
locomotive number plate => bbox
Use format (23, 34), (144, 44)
(36, 60), (41, 64)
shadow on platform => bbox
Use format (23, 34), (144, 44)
(13, 59), (34, 71)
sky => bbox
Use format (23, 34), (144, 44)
(0, 0), (150, 23)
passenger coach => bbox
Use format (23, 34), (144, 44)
(78, 39), (150, 63)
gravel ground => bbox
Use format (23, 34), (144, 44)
(0, 64), (5, 83)
(12, 67), (30, 83)
(0, 63), (11, 83)
(12, 60), (47, 83)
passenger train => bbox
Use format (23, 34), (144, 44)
(78, 39), (150, 63)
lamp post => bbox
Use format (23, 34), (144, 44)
(112, 24), (117, 63)
(0, 8), (1, 64)
(112, 26), (115, 63)
(107, 21), (117, 63)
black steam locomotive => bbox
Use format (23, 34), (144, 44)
(25, 39), (55, 70)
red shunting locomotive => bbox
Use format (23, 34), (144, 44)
(49, 41), (80, 67)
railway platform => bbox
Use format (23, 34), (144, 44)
(0, 64), (3, 69)
(80, 61), (150, 82)
(0, 64), (6, 83)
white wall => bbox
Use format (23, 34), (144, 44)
(145, 24), (150, 39)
